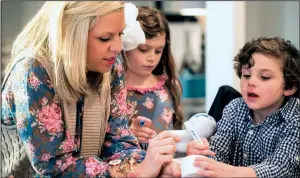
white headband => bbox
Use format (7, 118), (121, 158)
(122, 3), (146, 51)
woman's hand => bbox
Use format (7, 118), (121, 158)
(137, 130), (181, 177)
(186, 138), (216, 157)
(160, 161), (181, 177)
(130, 116), (156, 143)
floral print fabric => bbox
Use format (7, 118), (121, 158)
(126, 75), (175, 134)
(1, 57), (145, 177)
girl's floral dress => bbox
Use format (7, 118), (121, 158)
(1, 57), (145, 177)
(126, 75), (175, 137)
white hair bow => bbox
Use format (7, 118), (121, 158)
(122, 3), (146, 51)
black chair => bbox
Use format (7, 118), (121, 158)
(208, 85), (242, 123)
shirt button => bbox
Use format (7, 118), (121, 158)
(243, 153), (247, 159)
(248, 130), (253, 134)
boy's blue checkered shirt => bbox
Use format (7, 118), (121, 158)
(209, 97), (300, 178)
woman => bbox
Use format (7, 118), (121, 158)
(1, 2), (180, 177)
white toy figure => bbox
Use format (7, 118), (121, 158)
(171, 113), (216, 177)
(169, 113), (216, 153)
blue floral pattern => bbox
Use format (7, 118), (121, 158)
(126, 75), (175, 134)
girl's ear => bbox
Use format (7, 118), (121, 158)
(284, 86), (297, 96)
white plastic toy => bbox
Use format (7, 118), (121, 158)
(169, 113), (216, 153)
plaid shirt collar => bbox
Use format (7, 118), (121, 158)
(242, 97), (299, 124)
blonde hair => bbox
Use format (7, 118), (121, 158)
(7, 1), (124, 102)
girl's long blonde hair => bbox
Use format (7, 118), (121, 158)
(7, 1), (124, 102)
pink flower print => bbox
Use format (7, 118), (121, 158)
(111, 107), (117, 114)
(38, 105), (50, 123)
(161, 109), (173, 124)
(119, 103), (128, 116)
(130, 152), (141, 160)
(104, 141), (112, 147)
(16, 119), (25, 130)
(27, 142), (36, 158)
(41, 97), (48, 105)
(116, 63), (123, 77)
(85, 157), (109, 177)
(142, 97), (154, 109)
(155, 90), (168, 102)
(37, 103), (63, 135)
(28, 72), (41, 90)
(120, 129), (130, 137)
(48, 122), (63, 134)
(60, 164), (68, 172)
(109, 153), (122, 160)
(117, 89), (127, 105)
(65, 156), (77, 166)
(41, 153), (51, 161)
(56, 155), (78, 171)
(60, 137), (75, 153)
(49, 103), (62, 120)
(127, 102), (136, 116)
(112, 88), (127, 116)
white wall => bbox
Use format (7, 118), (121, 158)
(283, 1), (299, 49)
(245, 1), (299, 49)
(205, 1), (246, 112)
(205, 1), (299, 112)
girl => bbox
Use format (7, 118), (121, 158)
(123, 6), (215, 157)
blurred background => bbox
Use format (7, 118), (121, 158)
(1, 1), (299, 121)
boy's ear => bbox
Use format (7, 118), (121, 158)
(284, 86), (297, 96)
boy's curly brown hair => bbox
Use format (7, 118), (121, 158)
(234, 37), (300, 98)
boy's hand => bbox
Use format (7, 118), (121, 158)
(186, 138), (216, 157)
(130, 116), (157, 143)
(193, 155), (256, 177)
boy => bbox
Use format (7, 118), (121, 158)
(193, 37), (300, 177)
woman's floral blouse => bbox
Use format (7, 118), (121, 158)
(1, 57), (145, 177)
(126, 75), (175, 136)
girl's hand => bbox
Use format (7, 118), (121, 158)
(138, 130), (181, 177)
(130, 116), (156, 143)
(186, 138), (216, 157)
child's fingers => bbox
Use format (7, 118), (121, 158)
(135, 130), (156, 139)
(135, 116), (152, 127)
(130, 124), (156, 137)
(190, 140), (210, 149)
(201, 137), (209, 145)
